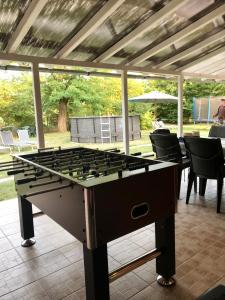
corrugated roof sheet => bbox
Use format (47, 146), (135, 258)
(0, 0), (225, 79)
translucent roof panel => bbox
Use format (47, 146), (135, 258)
(67, 48), (94, 62)
(191, 55), (225, 74)
(114, 0), (218, 64)
(120, 12), (189, 60)
(1, 0), (225, 79)
(0, 0), (31, 51)
(74, 0), (165, 61)
(151, 23), (221, 65)
(173, 22), (217, 51)
(174, 41), (225, 70)
(180, 51), (225, 73)
(16, 0), (106, 56)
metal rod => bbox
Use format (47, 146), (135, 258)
(24, 170), (45, 177)
(0, 161), (23, 167)
(33, 211), (44, 217)
(1, 165), (30, 172)
(109, 248), (161, 283)
(29, 178), (62, 188)
(38, 147), (53, 152)
(24, 183), (73, 198)
(0, 161), (13, 165)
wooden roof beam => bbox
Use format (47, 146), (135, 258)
(177, 45), (225, 71)
(6, 0), (48, 53)
(155, 29), (225, 69)
(128, 3), (225, 66)
(55, 0), (125, 59)
(94, 0), (188, 62)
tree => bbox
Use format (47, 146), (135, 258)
(0, 74), (34, 127)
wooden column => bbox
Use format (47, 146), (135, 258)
(121, 70), (129, 154)
(32, 62), (45, 148)
(177, 74), (183, 138)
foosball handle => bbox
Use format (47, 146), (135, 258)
(16, 176), (36, 185)
(38, 147), (54, 153)
(7, 169), (25, 175)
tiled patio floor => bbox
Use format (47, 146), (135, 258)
(0, 179), (225, 299)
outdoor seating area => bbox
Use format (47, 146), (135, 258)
(149, 131), (225, 212)
(1, 1), (225, 299)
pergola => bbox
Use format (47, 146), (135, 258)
(0, 0), (225, 153)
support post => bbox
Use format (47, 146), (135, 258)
(83, 244), (110, 300)
(207, 96), (211, 123)
(32, 62), (45, 148)
(155, 214), (175, 286)
(193, 97), (196, 124)
(178, 74), (183, 137)
(121, 70), (129, 154)
(18, 196), (35, 247)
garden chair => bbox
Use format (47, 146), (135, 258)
(150, 133), (194, 199)
(152, 119), (166, 129)
(17, 129), (37, 149)
(0, 130), (27, 152)
(184, 137), (225, 213)
(0, 134), (10, 152)
(152, 128), (171, 134)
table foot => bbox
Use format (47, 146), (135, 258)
(21, 238), (36, 247)
(157, 275), (175, 287)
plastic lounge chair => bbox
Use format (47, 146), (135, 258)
(0, 134), (10, 152)
(184, 137), (225, 213)
(152, 128), (171, 134)
(0, 130), (27, 152)
(17, 129), (37, 149)
(208, 125), (225, 138)
(149, 133), (195, 199)
(152, 120), (166, 129)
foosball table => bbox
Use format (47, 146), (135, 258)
(0, 147), (177, 300)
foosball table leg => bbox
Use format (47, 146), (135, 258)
(83, 244), (110, 300)
(18, 196), (36, 247)
(155, 214), (175, 286)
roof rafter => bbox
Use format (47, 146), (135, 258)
(128, 3), (225, 66)
(94, 0), (188, 63)
(211, 63), (225, 75)
(154, 29), (225, 69)
(189, 56), (225, 74)
(5, 0), (48, 53)
(55, 0), (125, 59)
(177, 45), (225, 71)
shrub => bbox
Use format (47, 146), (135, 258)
(140, 111), (154, 130)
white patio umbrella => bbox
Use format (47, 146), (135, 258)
(128, 91), (178, 103)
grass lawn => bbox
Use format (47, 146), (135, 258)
(0, 180), (16, 201)
(44, 123), (211, 152)
(0, 122), (212, 201)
